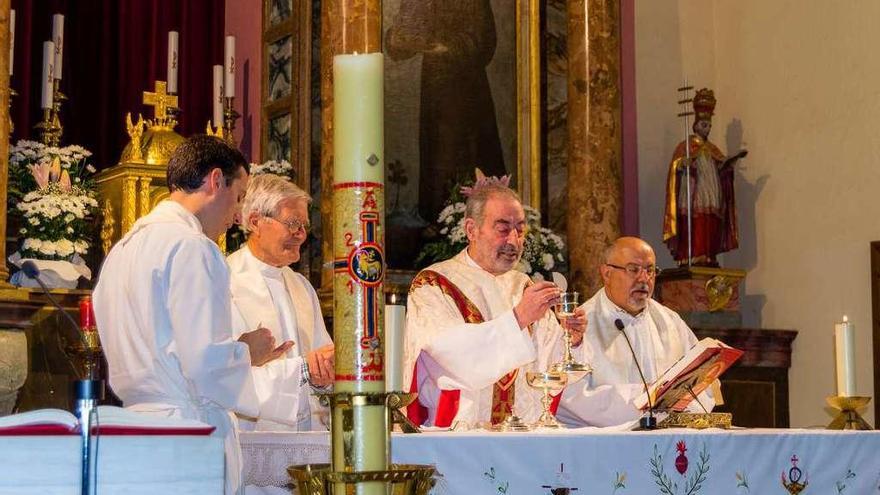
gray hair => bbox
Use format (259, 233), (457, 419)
(464, 184), (521, 225)
(240, 173), (311, 233)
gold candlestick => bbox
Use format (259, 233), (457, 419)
(8, 87), (14, 136)
(222, 96), (239, 146)
(826, 395), (872, 430)
(51, 78), (65, 143)
(34, 107), (61, 146)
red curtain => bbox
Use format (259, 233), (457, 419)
(11, 0), (225, 170)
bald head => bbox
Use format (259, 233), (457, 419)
(604, 237), (655, 264)
(600, 237), (658, 315)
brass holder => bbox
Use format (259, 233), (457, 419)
(9, 88), (15, 136)
(289, 463), (435, 495)
(826, 396), (873, 430)
(222, 96), (240, 146)
(65, 332), (103, 380)
(658, 411), (732, 429)
(308, 391), (435, 492)
(388, 391), (421, 433)
(526, 371), (568, 429)
(488, 414), (533, 432)
(35, 107), (62, 147)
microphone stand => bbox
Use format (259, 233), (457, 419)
(615, 319), (657, 430)
(20, 261), (104, 495)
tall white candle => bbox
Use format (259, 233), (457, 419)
(834, 315), (856, 397)
(384, 296), (406, 393)
(212, 65), (224, 127)
(51, 14), (63, 80)
(9, 10), (14, 76)
(167, 31), (179, 93)
(332, 52), (384, 183)
(40, 41), (55, 109)
(223, 35), (235, 97)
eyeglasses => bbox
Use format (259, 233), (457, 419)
(605, 263), (661, 279)
(267, 215), (310, 234)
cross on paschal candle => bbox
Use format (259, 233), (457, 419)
(143, 81), (178, 120)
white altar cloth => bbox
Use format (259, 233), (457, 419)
(241, 428), (880, 494)
(0, 435), (224, 494)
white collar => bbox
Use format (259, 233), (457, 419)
(242, 245), (285, 280)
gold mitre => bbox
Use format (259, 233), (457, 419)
(693, 88), (716, 122)
(119, 81), (185, 165)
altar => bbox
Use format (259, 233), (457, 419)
(241, 428), (880, 494)
(0, 434), (224, 494)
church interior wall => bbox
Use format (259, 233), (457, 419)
(636, 0), (880, 427)
(225, 0), (262, 161)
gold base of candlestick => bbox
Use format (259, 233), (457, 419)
(289, 463), (435, 495)
(826, 395), (873, 430)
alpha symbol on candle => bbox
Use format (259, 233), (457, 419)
(172, 53), (178, 69)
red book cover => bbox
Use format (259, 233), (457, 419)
(636, 338), (743, 412)
(0, 407), (215, 436)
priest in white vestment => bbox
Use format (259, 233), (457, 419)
(557, 237), (716, 427)
(228, 174), (334, 432)
(404, 182), (580, 428)
(94, 136), (300, 495)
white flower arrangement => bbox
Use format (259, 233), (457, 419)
(8, 140), (99, 262)
(417, 174), (567, 276)
(249, 159), (293, 178)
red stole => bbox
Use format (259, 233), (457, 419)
(406, 270), (518, 427)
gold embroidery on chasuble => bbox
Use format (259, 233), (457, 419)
(410, 270), (518, 425)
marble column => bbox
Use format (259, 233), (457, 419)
(319, 0), (382, 313)
(566, 0), (622, 297)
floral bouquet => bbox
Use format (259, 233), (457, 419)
(249, 158), (293, 178)
(416, 171), (567, 276)
(7, 140), (99, 288)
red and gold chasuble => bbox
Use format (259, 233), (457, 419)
(407, 270), (518, 426)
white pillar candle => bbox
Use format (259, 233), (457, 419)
(384, 297), (406, 393)
(834, 315), (856, 397)
(51, 14), (63, 80)
(223, 35), (235, 97)
(40, 41), (55, 109)
(167, 31), (178, 93)
(212, 65), (223, 127)
(9, 10), (14, 76)
(332, 52), (384, 183)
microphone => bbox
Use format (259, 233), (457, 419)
(614, 318), (657, 430)
(20, 260), (104, 495)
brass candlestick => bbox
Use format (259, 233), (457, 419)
(222, 96), (239, 146)
(8, 88), (15, 136)
(51, 78), (66, 142)
(826, 395), (873, 430)
(35, 107), (61, 146)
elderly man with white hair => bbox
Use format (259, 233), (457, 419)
(227, 173), (335, 432)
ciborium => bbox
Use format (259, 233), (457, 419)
(526, 371), (568, 428)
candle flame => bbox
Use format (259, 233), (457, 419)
(843, 315), (849, 323)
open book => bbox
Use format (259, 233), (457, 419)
(0, 406), (216, 436)
(636, 337), (743, 412)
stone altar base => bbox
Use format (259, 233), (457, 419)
(654, 266), (746, 329)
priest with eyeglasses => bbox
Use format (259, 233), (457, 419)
(556, 236), (716, 427)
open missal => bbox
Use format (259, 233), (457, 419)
(0, 406), (215, 436)
(636, 337), (743, 412)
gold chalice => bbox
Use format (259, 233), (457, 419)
(526, 370), (568, 428)
(551, 292), (591, 373)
